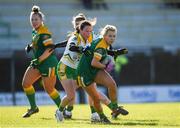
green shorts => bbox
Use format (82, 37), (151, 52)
(76, 60), (99, 87)
(56, 61), (77, 81)
(77, 75), (94, 87)
(35, 55), (58, 77)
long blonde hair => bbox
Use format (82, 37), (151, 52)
(100, 25), (117, 36)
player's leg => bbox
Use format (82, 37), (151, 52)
(95, 70), (117, 102)
(88, 95), (100, 122)
(63, 80), (78, 119)
(22, 66), (41, 118)
(63, 103), (74, 119)
(55, 79), (76, 122)
(89, 84), (129, 120)
(55, 62), (77, 121)
(41, 71), (61, 108)
(83, 83), (111, 123)
(88, 83), (110, 121)
(99, 89), (128, 118)
(95, 69), (128, 118)
(59, 80), (76, 118)
(90, 85), (129, 118)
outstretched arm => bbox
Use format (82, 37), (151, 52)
(107, 48), (128, 60)
(107, 48), (128, 56)
(25, 40), (68, 53)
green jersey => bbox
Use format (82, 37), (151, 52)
(31, 24), (58, 77)
(76, 38), (109, 87)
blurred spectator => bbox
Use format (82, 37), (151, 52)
(81, 0), (93, 10)
(164, 0), (180, 9)
(94, 0), (109, 10)
(80, 0), (108, 10)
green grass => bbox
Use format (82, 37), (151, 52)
(0, 103), (180, 128)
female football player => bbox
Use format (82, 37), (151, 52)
(22, 5), (61, 118)
(76, 25), (129, 123)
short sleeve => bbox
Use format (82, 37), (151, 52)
(68, 35), (78, 46)
(94, 48), (106, 61)
(41, 34), (53, 46)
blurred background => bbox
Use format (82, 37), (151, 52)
(0, 0), (180, 105)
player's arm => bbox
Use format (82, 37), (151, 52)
(39, 34), (55, 62)
(45, 40), (68, 52)
(69, 42), (83, 53)
(40, 48), (54, 62)
(30, 47), (53, 68)
(30, 35), (54, 68)
(91, 49), (106, 69)
(91, 57), (106, 69)
(69, 43), (91, 56)
(66, 36), (82, 53)
(26, 40), (68, 53)
(54, 40), (68, 48)
(107, 48), (128, 60)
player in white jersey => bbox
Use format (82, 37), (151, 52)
(55, 20), (95, 122)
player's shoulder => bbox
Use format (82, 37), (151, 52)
(95, 38), (108, 49)
(38, 25), (51, 35)
(68, 34), (77, 42)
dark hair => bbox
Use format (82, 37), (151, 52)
(79, 20), (92, 31)
(30, 5), (44, 20)
(32, 5), (39, 13)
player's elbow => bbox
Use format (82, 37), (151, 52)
(91, 59), (96, 67)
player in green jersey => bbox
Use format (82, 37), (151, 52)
(76, 25), (129, 123)
(22, 5), (61, 118)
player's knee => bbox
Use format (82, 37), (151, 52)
(22, 81), (30, 88)
(93, 97), (101, 104)
(45, 87), (54, 94)
(91, 95), (100, 103)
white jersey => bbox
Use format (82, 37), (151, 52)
(60, 32), (98, 69)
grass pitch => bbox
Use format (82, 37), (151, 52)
(0, 103), (180, 128)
